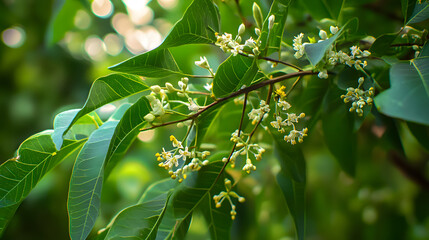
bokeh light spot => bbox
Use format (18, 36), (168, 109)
(91, 0), (114, 18)
(2, 26), (26, 48)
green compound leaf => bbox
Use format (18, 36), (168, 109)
(407, 1), (429, 24)
(68, 121), (119, 240)
(375, 57), (429, 125)
(104, 195), (172, 240)
(322, 85), (357, 176)
(304, 18), (358, 66)
(109, 49), (185, 78)
(260, 0), (291, 57)
(109, 0), (220, 77)
(213, 54), (259, 98)
(104, 98), (152, 176)
(65, 73), (149, 135)
(156, 159), (228, 239)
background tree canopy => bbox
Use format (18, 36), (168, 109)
(1, 0), (429, 239)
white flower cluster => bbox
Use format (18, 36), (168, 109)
(143, 77), (204, 123)
(271, 86), (308, 145)
(341, 77), (374, 116)
(156, 135), (210, 182)
(215, 23), (261, 57)
(292, 26), (371, 79)
(213, 178), (245, 220)
(248, 100), (270, 125)
(223, 130), (266, 174)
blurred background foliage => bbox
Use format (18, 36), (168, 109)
(0, 0), (428, 239)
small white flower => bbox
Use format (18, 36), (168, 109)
(188, 98), (199, 112)
(318, 70), (328, 79)
(195, 56), (210, 69)
(204, 83), (212, 92)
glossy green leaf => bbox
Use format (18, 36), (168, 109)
(193, 102), (224, 147)
(65, 73), (149, 134)
(273, 135), (306, 183)
(375, 57), (429, 125)
(401, 0), (417, 23)
(160, 0), (220, 49)
(277, 172), (306, 240)
(0, 131), (86, 208)
(260, 0), (291, 57)
(0, 136), (85, 236)
(105, 98), (152, 176)
(419, 42), (429, 57)
(68, 121), (119, 240)
(300, 0), (345, 20)
(407, 122), (429, 151)
(105, 195), (171, 240)
(200, 189), (232, 240)
(213, 54), (259, 98)
(109, 0), (220, 77)
(304, 18), (358, 66)
(407, 1), (429, 24)
(322, 86), (357, 176)
(369, 33), (399, 56)
(109, 49), (185, 78)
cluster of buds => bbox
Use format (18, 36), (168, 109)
(223, 130), (266, 174)
(195, 56), (215, 77)
(144, 87), (169, 122)
(293, 27), (371, 79)
(248, 100), (270, 125)
(156, 135), (210, 182)
(400, 26), (426, 58)
(271, 86), (308, 145)
(213, 178), (245, 220)
(341, 77), (374, 116)
(215, 30), (261, 57)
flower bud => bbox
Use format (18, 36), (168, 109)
(150, 85), (161, 93)
(238, 23), (245, 35)
(252, 2), (263, 29)
(268, 15), (275, 30)
(146, 95), (156, 102)
(143, 113), (155, 122)
(165, 82), (175, 93)
(319, 30), (328, 40)
(330, 26), (339, 34)
(255, 28), (261, 36)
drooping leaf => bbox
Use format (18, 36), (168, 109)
(68, 121), (119, 240)
(277, 172), (306, 240)
(260, 0), (291, 57)
(375, 57), (429, 125)
(65, 73), (149, 134)
(104, 98), (152, 176)
(104, 195), (172, 240)
(213, 55), (259, 98)
(401, 0), (417, 23)
(304, 18), (358, 66)
(407, 121), (429, 151)
(322, 86), (357, 176)
(407, 1), (429, 24)
(109, 49), (185, 78)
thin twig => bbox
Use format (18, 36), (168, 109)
(140, 70), (316, 132)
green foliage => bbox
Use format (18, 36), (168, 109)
(2, 0), (429, 239)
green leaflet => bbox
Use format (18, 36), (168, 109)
(0, 136), (86, 236)
(260, 0), (291, 57)
(369, 32), (399, 57)
(68, 121), (119, 240)
(104, 195), (172, 240)
(213, 54), (259, 98)
(407, 1), (429, 24)
(375, 57), (429, 125)
(64, 73), (149, 135)
(322, 85), (357, 176)
(109, 49), (185, 78)
(300, 0), (345, 20)
(104, 97), (152, 176)
(109, 0), (220, 77)
(46, 0), (82, 45)
(304, 18), (358, 66)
